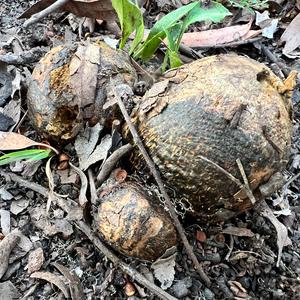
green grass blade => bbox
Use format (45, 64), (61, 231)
(0, 149), (52, 166)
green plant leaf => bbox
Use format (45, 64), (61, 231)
(183, 2), (231, 30)
(134, 1), (230, 62)
(111, 0), (144, 52)
(0, 149), (52, 166)
(133, 1), (198, 60)
(163, 24), (183, 71)
(168, 50), (182, 69)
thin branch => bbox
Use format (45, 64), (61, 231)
(88, 169), (98, 205)
(191, 37), (262, 49)
(236, 158), (256, 204)
(96, 144), (133, 186)
(112, 83), (211, 287)
(225, 235), (234, 261)
(23, 0), (70, 28)
(0, 170), (177, 300)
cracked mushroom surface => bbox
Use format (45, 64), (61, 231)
(27, 41), (137, 142)
(131, 54), (294, 221)
(97, 182), (177, 261)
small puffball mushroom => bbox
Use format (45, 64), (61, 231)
(130, 54), (295, 221)
(97, 182), (177, 261)
(27, 40), (137, 142)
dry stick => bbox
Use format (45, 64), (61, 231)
(198, 154), (256, 205)
(0, 171), (177, 300)
(191, 37), (262, 49)
(236, 158), (256, 205)
(225, 235), (234, 261)
(88, 169), (98, 205)
(96, 144), (133, 186)
(23, 0), (69, 28)
(259, 43), (290, 77)
(112, 85), (211, 287)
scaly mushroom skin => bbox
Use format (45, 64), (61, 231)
(132, 54), (294, 221)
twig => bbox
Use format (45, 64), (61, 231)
(112, 84), (211, 287)
(96, 144), (133, 186)
(283, 172), (300, 190)
(225, 235), (234, 261)
(179, 44), (203, 59)
(198, 154), (242, 188)
(236, 159), (256, 205)
(191, 37), (262, 49)
(88, 169), (98, 205)
(0, 171), (177, 300)
(259, 43), (289, 77)
(23, 0), (69, 28)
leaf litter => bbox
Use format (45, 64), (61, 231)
(1, 0), (300, 299)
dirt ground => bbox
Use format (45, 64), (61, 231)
(1, 1), (300, 299)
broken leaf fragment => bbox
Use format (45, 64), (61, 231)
(19, 0), (116, 22)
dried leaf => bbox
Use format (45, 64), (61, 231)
(19, 0), (116, 22)
(75, 124), (104, 170)
(69, 43), (101, 110)
(0, 230), (20, 279)
(0, 281), (21, 300)
(281, 13), (300, 55)
(69, 162), (88, 207)
(222, 226), (255, 237)
(29, 206), (74, 238)
(0, 188), (14, 201)
(10, 199), (30, 215)
(0, 113), (14, 131)
(53, 263), (85, 300)
(81, 134), (112, 171)
(31, 271), (70, 298)
(11, 69), (22, 99)
(181, 20), (260, 47)
(255, 11), (278, 39)
(0, 209), (11, 235)
(228, 280), (248, 299)
(258, 200), (292, 267)
(56, 169), (78, 185)
(1, 99), (21, 131)
(0, 132), (58, 153)
(151, 246), (177, 290)
(45, 157), (55, 213)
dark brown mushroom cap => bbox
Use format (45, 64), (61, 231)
(27, 41), (137, 141)
(97, 182), (177, 261)
(132, 54), (293, 221)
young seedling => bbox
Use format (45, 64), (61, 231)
(112, 0), (230, 70)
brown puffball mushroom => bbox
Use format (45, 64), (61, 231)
(27, 41), (137, 142)
(130, 54), (296, 221)
(97, 182), (177, 261)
